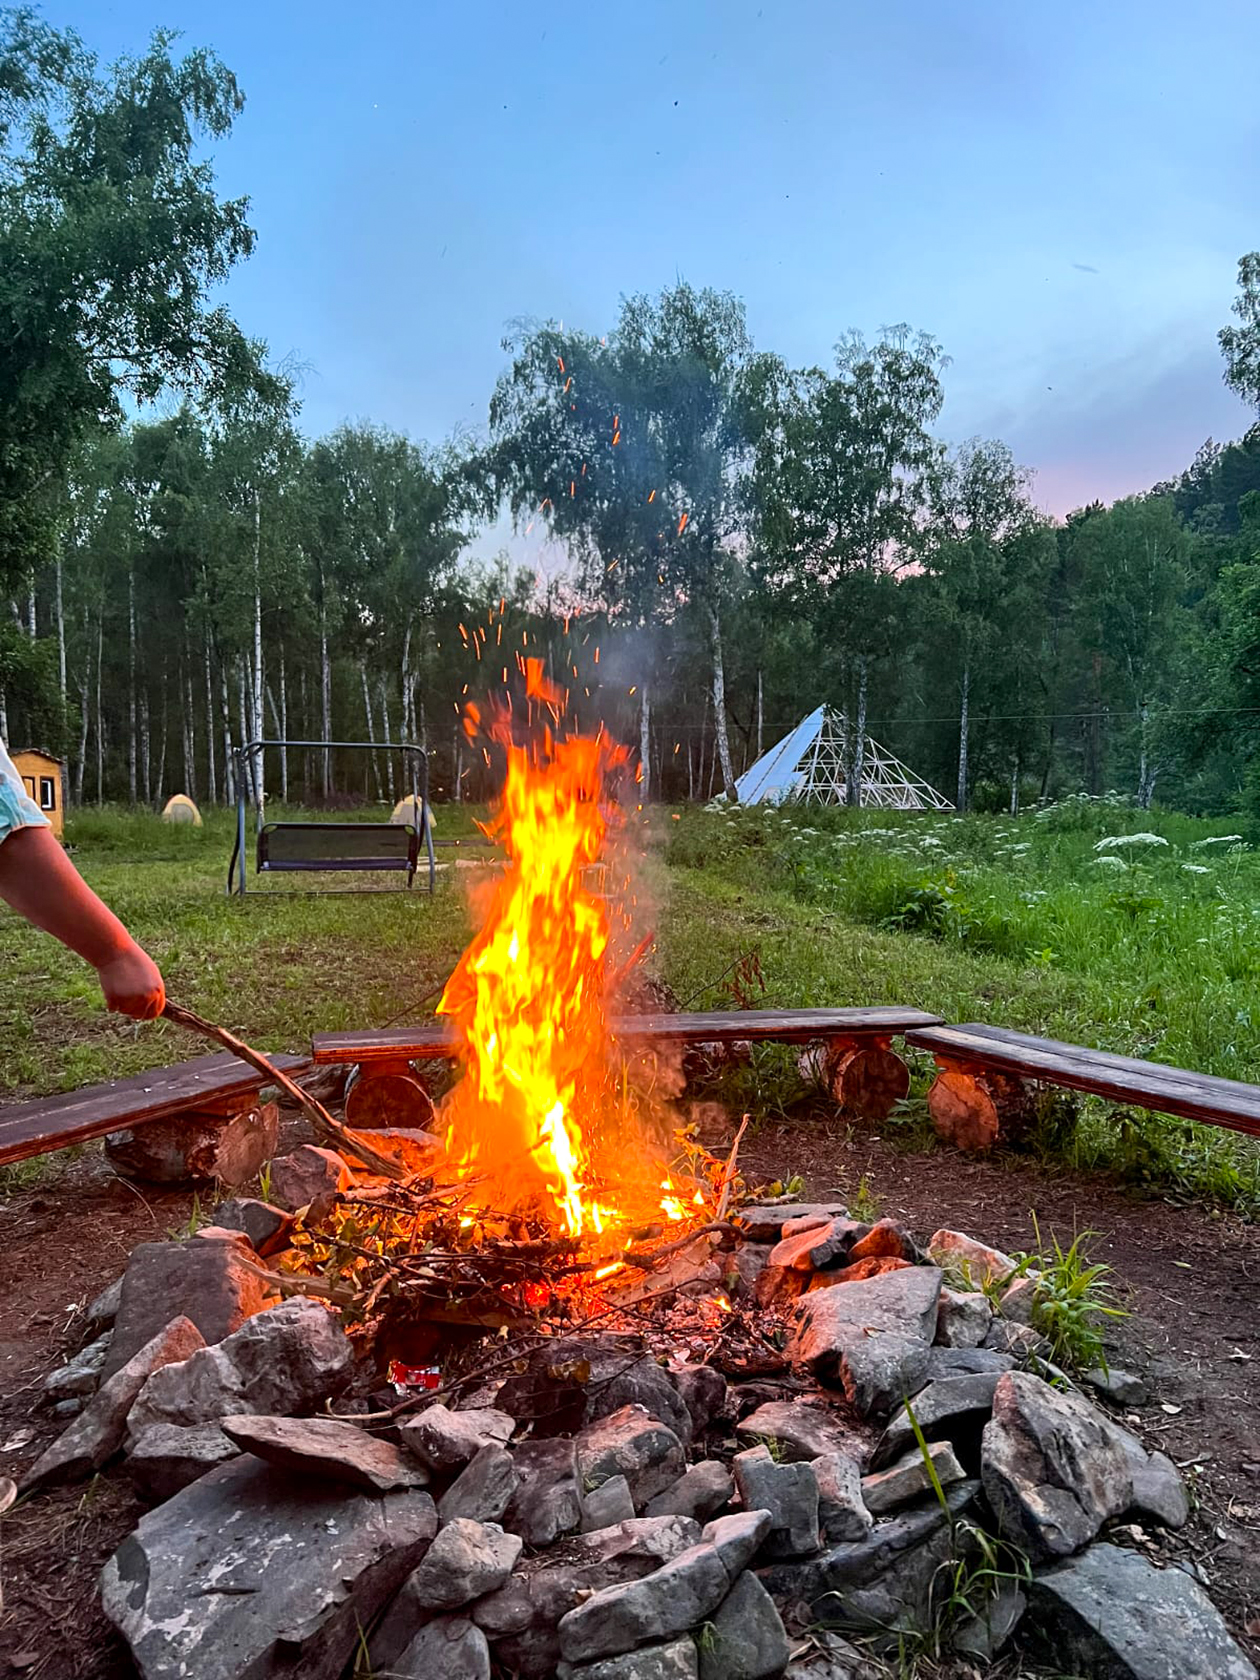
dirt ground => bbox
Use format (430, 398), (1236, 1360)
(0, 1112), (1257, 1678)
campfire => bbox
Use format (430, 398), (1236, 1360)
(275, 662), (757, 1386)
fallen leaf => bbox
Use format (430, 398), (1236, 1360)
(10, 1649), (39, 1670)
(1245, 1615), (1260, 1638)
(0, 1426), (35, 1453)
(1172, 1260), (1192, 1269)
(1160, 1402), (1183, 1415)
(1228, 1348), (1253, 1362)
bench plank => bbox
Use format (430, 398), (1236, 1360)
(311, 1007), (943, 1067)
(905, 1024), (1260, 1139)
(0, 1050), (312, 1167)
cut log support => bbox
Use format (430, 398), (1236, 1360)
(800, 1037), (911, 1120)
(925, 1058), (1033, 1151)
(343, 1061), (436, 1132)
(105, 1100), (279, 1187)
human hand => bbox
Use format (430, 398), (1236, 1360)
(96, 942), (166, 1019)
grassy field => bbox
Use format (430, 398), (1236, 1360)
(3, 793), (1259, 1215)
(663, 794), (1260, 1213)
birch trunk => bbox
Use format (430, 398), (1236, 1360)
(361, 662), (383, 800)
(127, 567), (137, 803)
(1137, 700), (1156, 809)
(205, 635), (218, 806)
(849, 655), (869, 808)
(380, 678), (395, 800)
(639, 682), (651, 804)
(54, 546), (66, 702)
(756, 667), (764, 760)
(221, 666), (234, 804)
(153, 688), (167, 807)
(26, 587), (35, 636)
(400, 616), (414, 741)
(708, 604), (737, 801)
(278, 643), (288, 802)
(453, 727), (463, 803)
(182, 663), (195, 800)
(319, 587), (332, 800)
(1009, 756), (1020, 816)
(140, 693), (151, 805)
(74, 670), (88, 804)
(956, 661), (970, 813)
(0, 689), (7, 742)
(250, 490), (265, 817)
(95, 616), (104, 804)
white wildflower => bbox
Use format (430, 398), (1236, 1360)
(1191, 835), (1245, 849)
(1091, 855), (1129, 870)
(1093, 833), (1168, 851)
(1181, 864), (1211, 875)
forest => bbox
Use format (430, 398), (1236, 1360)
(6, 13), (1260, 820)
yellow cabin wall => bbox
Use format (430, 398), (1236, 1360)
(12, 751), (65, 838)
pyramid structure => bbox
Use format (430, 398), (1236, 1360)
(734, 705), (952, 811)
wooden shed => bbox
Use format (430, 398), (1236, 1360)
(12, 749), (65, 838)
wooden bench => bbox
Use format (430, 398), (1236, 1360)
(0, 1050), (311, 1169)
(904, 1023), (1260, 1149)
(313, 1006), (943, 1124)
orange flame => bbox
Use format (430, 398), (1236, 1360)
(438, 682), (627, 1236)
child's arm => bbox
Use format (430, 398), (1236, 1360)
(0, 825), (165, 1018)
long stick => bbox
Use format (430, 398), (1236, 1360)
(161, 1001), (407, 1181)
(715, 1113), (750, 1222)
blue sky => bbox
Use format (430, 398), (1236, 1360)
(63, 0), (1258, 528)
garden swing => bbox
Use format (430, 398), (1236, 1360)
(227, 739), (436, 897)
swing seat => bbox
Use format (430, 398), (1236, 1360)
(256, 821), (419, 885)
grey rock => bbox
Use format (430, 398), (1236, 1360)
(981, 1371), (1133, 1560)
(983, 1319), (1052, 1358)
(476, 1517), (702, 1677)
(1130, 1450), (1189, 1529)
(578, 1405), (685, 1507)
(952, 1581), (1025, 1660)
(846, 1218), (916, 1264)
(125, 1422), (239, 1502)
(738, 1203), (851, 1242)
(768, 1218), (864, 1272)
(50, 1397), (83, 1418)
(43, 1331), (110, 1399)
(1027, 1542), (1257, 1679)
(594, 1361), (694, 1447)
(439, 1444), (520, 1523)
(923, 1346), (1015, 1382)
(926, 1229), (1017, 1286)
(737, 1400), (862, 1462)
(389, 1615), (490, 1680)
(102, 1235), (271, 1381)
(584, 1473), (638, 1530)
(558, 1538), (736, 1664)
(732, 1445), (820, 1558)
(699, 1571), (789, 1680)
(814, 1452), (873, 1542)
(701, 1509), (774, 1576)
(1084, 1366), (1150, 1406)
(505, 1437), (583, 1546)
(645, 1461), (733, 1522)
(496, 1334), (652, 1435)
(101, 1456), (436, 1680)
(727, 1245), (770, 1300)
(213, 1197), (294, 1257)
(785, 1631), (883, 1679)
(861, 1442), (965, 1515)
(399, 1402), (513, 1472)
(268, 1143), (352, 1210)
(85, 1275), (123, 1332)
(558, 1636), (699, 1680)
(872, 1372), (1003, 1471)
(222, 1413), (428, 1492)
(672, 1364), (727, 1435)
(934, 1287), (992, 1349)
(1111, 1429), (1190, 1529)
(23, 1316), (205, 1490)
(788, 1266), (942, 1417)
(997, 1274), (1040, 1324)
(398, 1517), (521, 1611)
(758, 1480), (978, 1639)
(128, 1297), (354, 1433)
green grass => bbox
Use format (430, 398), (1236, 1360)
(657, 797), (1260, 1215)
(4, 794), (1260, 1217)
(1, 802), (484, 1097)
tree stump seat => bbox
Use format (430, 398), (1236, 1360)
(904, 1023), (1260, 1148)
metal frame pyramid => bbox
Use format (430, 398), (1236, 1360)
(734, 704), (953, 811)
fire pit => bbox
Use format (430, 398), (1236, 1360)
(15, 679), (1258, 1680)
